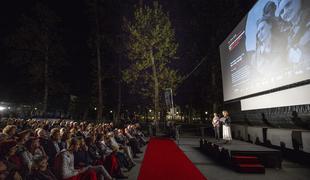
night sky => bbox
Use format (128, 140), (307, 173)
(0, 0), (256, 114)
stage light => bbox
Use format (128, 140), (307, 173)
(149, 109), (152, 112)
(34, 107), (38, 110)
(94, 107), (97, 110)
(110, 110), (113, 113)
(8, 107), (11, 110)
(0, 106), (6, 111)
(205, 111), (208, 115)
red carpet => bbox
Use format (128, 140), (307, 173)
(138, 138), (207, 180)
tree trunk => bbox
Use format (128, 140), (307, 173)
(43, 46), (49, 116)
(115, 56), (122, 126)
(150, 50), (159, 123)
(211, 70), (217, 113)
(95, 0), (103, 122)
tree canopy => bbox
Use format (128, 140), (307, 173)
(123, 1), (182, 120)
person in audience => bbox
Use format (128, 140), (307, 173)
(20, 137), (47, 172)
(27, 155), (57, 180)
(0, 140), (23, 180)
(114, 129), (136, 165)
(124, 128), (142, 157)
(0, 159), (9, 180)
(0, 133), (8, 142)
(2, 125), (17, 140)
(85, 135), (126, 179)
(44, 128), (62, 166)
(107, 131), (135, 171)
(53, 138), (97, 180)
(60, 128), (71, 150)
(75, 137), (113, 180)
(74, 137), (92, 168)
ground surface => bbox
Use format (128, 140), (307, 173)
(124, 136), (310, 180)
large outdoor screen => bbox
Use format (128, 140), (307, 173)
(220, 0), (310, 101)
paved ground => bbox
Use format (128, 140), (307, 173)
(122, 142), (148, 180)
(124, 136), (310, 180)
(178, 137), (310, 180)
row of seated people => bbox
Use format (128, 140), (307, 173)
(0, 119), (148, 180)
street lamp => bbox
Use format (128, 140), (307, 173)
(0, 106), (6, 111)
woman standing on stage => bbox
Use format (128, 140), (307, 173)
(221, 110), (232, 144)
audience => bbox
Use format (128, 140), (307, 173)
(0, 118), (147, 179)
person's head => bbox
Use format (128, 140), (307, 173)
(60, 128), (67, 136)
(96, 133), (105, 142)
(16, 129), (31, 145)
(263, 1), (277, 17)
(25, 137), (40, 151)
(0, 160), (9, 180)
(0, 140), (17, 157)
(61, 129), (71, 141)
(69, 128), (76, 136)
(118, 129), (124, 135)
(32, 155), (48, 171)
(67, 138), (79, 152)
(2, 125), (17, 137)
(213, 113), (218, 117)
(256, 17), (273, 44)
(222, 110), (229, 117)
(0, 133), (8, 142)
(278, 0), (301, 23)
(50, 128), (61, 141)
(37, 128), (46, 137)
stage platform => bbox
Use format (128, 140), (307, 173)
(200, 138), (282, 169)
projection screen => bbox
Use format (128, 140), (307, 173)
(220, 0), (310, 101)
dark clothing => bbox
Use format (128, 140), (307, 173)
(26, 169), (57, 180)
(88, 144), (101, 161)
(74, 149), (92, 167)
(223, 117), (231, 126)
(42, 140), (61, 166)
(214, 126), (220, 140)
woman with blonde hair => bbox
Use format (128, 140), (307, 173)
(221, 110), (232, 144)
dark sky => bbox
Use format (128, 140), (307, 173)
(0, 0), (256, 112)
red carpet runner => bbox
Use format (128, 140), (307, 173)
(138, 138), (207, 180)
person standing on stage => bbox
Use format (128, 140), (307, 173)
(221, 110), (232, 144)
(212, 113), (220, 140)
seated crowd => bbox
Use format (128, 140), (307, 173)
(0, 118), (148, 180)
